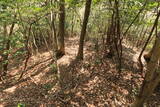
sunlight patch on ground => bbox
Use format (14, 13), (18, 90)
(9, 69), (19, 76)
(75, 91), (85, 99)
(32, 72), (46, 83)
(0, 103), (6, 107)
(58, 55), (75, 65)
(83, 76), (101, 91)
(1, 37), (148, 106)
(123, 73), (132, 80)
(70, 101), (80, 107)
(58, 37), (79, 65)
(48, 83), (60, 94)
(80, 67), (90, 76)
(86, 103), (96, 107)
(3, 86), (17, 94)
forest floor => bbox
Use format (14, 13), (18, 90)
(0, 37), (160, 107)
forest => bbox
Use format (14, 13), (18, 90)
(0, 0), (160, 106)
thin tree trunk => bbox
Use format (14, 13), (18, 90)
(18, 24), (32, 80)
(138, 11), (160, 72)
(71, 9), (75, 36)
(76, 0), (92, 60)
(32, 28), (39, 53)
(2, 15), (16, 75)
(123, 0), (148, 36)
(51, 12), (58, 53)
(132, 32), (160, 107)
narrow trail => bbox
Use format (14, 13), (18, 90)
(58, 37), (79, 66)
(58, 37), (94, 66)
(0, 37), (159, 107)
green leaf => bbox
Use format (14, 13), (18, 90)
(17, 103), (25, 107)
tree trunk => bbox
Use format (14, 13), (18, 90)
(132, 32), (160, 107)
(76, 0), (92, 60)
(51, 11), (58, 53)
(115, 0), (122, 72)
(0, 24), (7, 76)
(2, 19), (15, 76)
(71, 9), (75, 36)
(138, 11), (160, 72)
(58, 0), (65, 56)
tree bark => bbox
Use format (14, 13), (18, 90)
(76, 0), (92, 60)
(138, 11), (160, 72)
(132, 32), (160, 107)
(71, 9), (75, 36)
(2, 16), (16, 75)
(58, 0), (65, 56)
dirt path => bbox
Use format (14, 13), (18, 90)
(58, 37), (94, 65)
(0, 37), (95, 106)
(0, 37), (159, 107)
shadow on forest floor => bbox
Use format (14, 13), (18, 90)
(0, 37), (160, 107)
